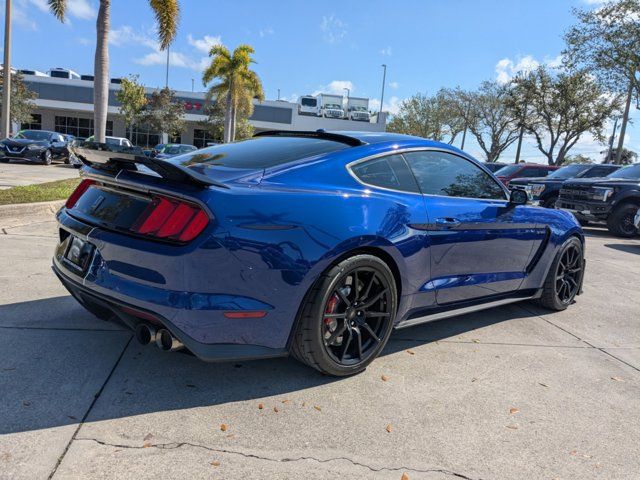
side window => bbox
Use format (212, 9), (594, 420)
(519, 168), (541, 177)
(403, 150), (506, 200)
(583, 167), (610, 178)
(351, 154), (420, 193)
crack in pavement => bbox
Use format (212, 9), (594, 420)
(74, 437), (479, 480)
(47, 336), (133, 480)
(517, 304), (640, 373)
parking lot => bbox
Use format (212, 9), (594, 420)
(0, 195), (639, 479)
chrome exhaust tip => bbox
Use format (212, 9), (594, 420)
(135, 323), (157, 346)
(155, 328), (184, 352)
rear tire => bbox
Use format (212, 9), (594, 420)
(291, 254), (397, 376)
(607, 203), (639, 237)
(536, 237), (584, 311)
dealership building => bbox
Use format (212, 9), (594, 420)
(18, 73), (387, 148)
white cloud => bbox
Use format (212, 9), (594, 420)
(380, 46), (392, 56)
(187, 34), (222, 54)
(583, 0), (607, 4)
(369, 96), (402, 116)
(388, 81), (399, 90)
(110, 26), (158, 49)
(27, 0), (48, 12)
(136, 50), (194, 69)
(67, 0), (96, 20)
(320, 15), (347, 44)
(259, 27), (274, 38)
(495, 54), (564, 84)
(312, 80), (354, 96)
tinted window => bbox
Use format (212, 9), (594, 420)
(520, 167), (549, 177)
(493, 164), (522, 176)
(607, 164), (640, 179)
(547, 164), (588, 179)
(583, 166), (617, 178)
(301, 98), (317, 107)
(351, 154), (419, 193)
(169, 136), (349, 170)
(404, 151), (506, 200)
(15, 130), (51, 141)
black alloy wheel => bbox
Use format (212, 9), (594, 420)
(291, 254), (397, 376)
(537, 237), (584, 311)
(321, 267), (392, 366)
(554, 243), (582, 305)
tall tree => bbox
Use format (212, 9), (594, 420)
(199, 102), (254, 143)
(512, 67), (622, 166)
(202, 44), (264, 143)
(466, 81), (520, 162)
(0, 72), (37, 128)
(564, 0), (640, 163)
(604, 147), (638, 165)
(142, 87), (185, 140)
(48, 0), (180, 143)
(116, 75), (147, 134)
(387, 90), (464, 143)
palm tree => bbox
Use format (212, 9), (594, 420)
(202, 44), (264, 143)
(48, 0), (179, 143)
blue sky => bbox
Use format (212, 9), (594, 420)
(2, 0), (638, 162)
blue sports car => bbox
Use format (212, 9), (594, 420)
(54, 131), (585, 376)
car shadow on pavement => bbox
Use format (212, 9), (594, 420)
(0, 295), (538, 435)
(604, 243), (640, 255)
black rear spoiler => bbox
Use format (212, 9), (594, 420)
(71, 142), (229, 189)
(254, 129), (366, 147)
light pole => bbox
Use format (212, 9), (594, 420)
(277, 88), (281, 100)
(1, 0), (12, 139)
(191, 78), (194, 92)
(378, 64), (387, 124)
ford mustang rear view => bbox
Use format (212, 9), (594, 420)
(53, 131), (585, 376)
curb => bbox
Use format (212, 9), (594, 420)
(0, 200), (65, 220)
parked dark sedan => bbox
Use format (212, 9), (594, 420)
(509, 163), (621, 207)
(0, 130), (70, 165)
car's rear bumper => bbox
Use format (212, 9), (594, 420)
(52, 207), (297, 361)
(52, 263), (288, 362)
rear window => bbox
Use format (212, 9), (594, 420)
(168, 136), (349, 170)
(301, 98), (317, 107)
(494, 164), (521, 176)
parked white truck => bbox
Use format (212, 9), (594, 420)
(347, 97), (371, 122)
(298, 95), (320, 116)
(318, 94), (345, 119)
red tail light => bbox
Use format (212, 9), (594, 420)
(66, 179), (96, 209)
(132, 195), (209, 242)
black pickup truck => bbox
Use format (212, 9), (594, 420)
(556, 163), (640, 237)
(509, 163), (621, 208)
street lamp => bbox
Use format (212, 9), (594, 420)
(378, 64), (387, 124)
(343, 87), (350, 100)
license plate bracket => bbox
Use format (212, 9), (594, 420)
(63, 236), (95, 274)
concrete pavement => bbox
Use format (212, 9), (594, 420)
(0, 162), (79, 189)
(0, 211), (638, 480)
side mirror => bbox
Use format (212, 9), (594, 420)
(509, 188), (528, 206)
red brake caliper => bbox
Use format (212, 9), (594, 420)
(324, 294), (339, 330)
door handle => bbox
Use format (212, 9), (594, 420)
(435, 217), (461, 228)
